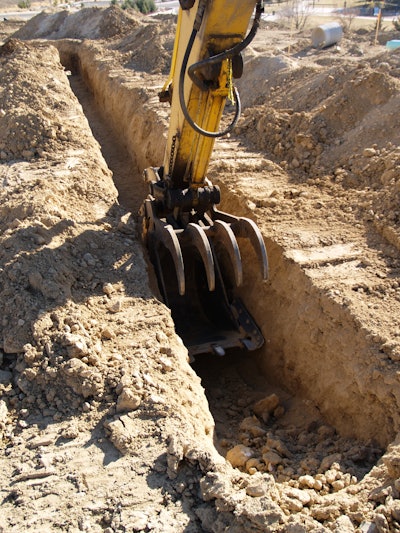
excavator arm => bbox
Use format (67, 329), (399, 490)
(142, 0), (268, 358)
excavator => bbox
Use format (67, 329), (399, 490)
(141, 0), (268, 359)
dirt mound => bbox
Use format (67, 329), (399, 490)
(113, 13), (176, 75)
(236, 45), (400, 250)
(12, 6), (142, 41)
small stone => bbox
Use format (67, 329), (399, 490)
(262, 450), (282, 466)
(319, 453), (341, 472)
(285, 497), (303, 512)
(332, 515), (355, 532)
(102, 283), (115, 296)
(0, 400), (8, 423)
(325, 469), (339, 484)
(253, 393), (280, 422)
(239, 416), (266, 437)
(246, 483), (267, 497)
(226, 445), (255, 468)
(298, 475), (315, 489)
(391, 502), (400, 521)
(159, 357), (173, 372)
(363, 147), (376, 158)
(108, 299), (123, 313)
(66, 337), (88, 358)
(331, 479), (345, 491)
(116, 388), (141, 412)
(286, 487), (311, 506)
(101, 328), (115, 340)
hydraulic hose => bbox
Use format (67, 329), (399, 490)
(178, 1), (263, 139)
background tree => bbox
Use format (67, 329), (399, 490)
(121, 0), (156, 13)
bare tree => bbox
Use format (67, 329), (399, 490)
(281, 0), (311, 30)
(336, 7), (361, 32)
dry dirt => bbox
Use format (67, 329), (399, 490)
(0, 5), (400, 532)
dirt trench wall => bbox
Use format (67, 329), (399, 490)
(254, 240), (396, 446)
(57, 39), (167, 173)
(215, 180), (399, 449)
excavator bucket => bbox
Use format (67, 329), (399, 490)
(142, 192), (268, 359)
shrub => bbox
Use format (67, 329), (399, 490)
(121, 0), (156, 13)
(17, 0), (31, 8)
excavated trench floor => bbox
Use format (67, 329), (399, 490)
(61, 44), (389, 487)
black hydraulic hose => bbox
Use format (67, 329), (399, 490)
(179, 1), (263, 139)
(188, 1), (264, 90)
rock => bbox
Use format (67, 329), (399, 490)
(325, 469), (339, 484)
(226, 445), (255, 468)
(265, 437), (291, 458)
(363, 147), (376, 157)
(104, 414), (137, 454)
(391, 502), (400, 521)
(311, 504), (341, 521)
(246, 483), (267, 497)
(102, 282), (115, 296)
(319, 453), (342, 472)
(239, 416), (266, 437)
(374, 512), (389, 532)
(101, 327), (115, 340)
(298, 475), (316, 489)
(252, 393), (280, 422)
(116, 388), (141, 412)
(286, 487), (311, 506)
(108, 299), (123, 313)
(332, 515), (355, 532)
(262, 450), (282, 467)
(358, 523), (378, 533)
(62, 358), (104, 398)
(246, 458), (263, 473)
(331, 479), (345, 491)
(65, 336), (89, 358)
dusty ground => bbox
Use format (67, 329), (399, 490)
(0, 5), (400, 532)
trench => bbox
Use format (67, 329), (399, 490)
(57, 41), (390, 487)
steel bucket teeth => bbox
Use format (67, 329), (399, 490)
(145, 199), (268, 296)
(231, 217), (269, 281)
(185, 223), (215, 291)
(212, 220), (243, 287)
(212, 208), (269, 282)
(152, 216), (186, 296)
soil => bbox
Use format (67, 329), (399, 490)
(0, 5), (400, 532)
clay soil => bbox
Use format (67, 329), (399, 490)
(1, 6), (400, 532)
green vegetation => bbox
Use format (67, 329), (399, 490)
(120, 0), (156, 13)
(17, 0), (31, 8)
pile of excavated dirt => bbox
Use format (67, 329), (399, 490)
(1, 6), (400, 532)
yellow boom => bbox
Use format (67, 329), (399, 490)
(163, 0), (257, 187)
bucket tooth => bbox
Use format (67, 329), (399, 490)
(232, 217), (269, 281)
(213, 220), (243, 287)
(212, 208), (268, 281)
(185, 223), (215, 292)
(154, 218), (185, 296)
